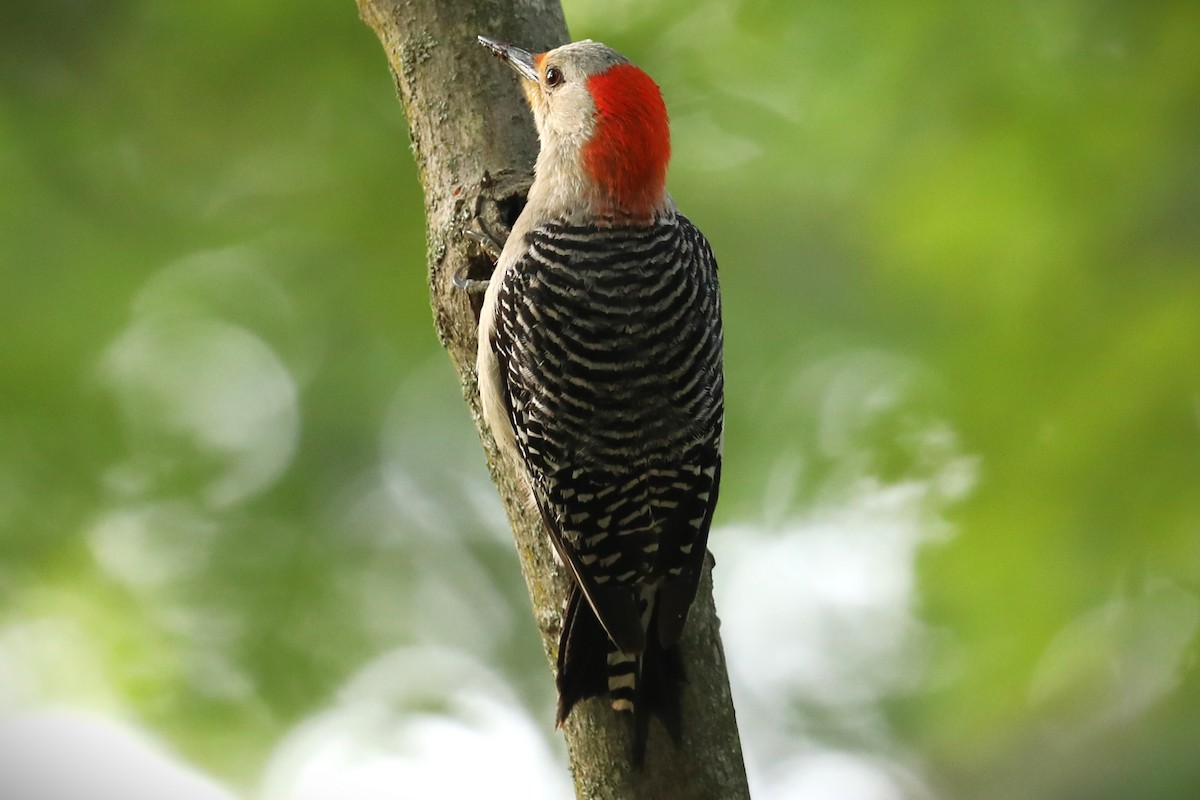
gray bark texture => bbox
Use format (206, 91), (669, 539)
(355, 2), (750, 797)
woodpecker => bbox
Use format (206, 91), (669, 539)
(473, 36), (723, 765)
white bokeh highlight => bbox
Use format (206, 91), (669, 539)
(0, 712), (235, 800)
(259, 647), (571, 800)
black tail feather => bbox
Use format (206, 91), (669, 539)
(556, 583), (608, 726)
(556, 583), (687, 767)
(631, 607), (686, 767)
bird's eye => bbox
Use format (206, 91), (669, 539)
(545, 66), (564, 88)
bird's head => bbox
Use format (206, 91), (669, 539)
(480, 37), (672, 223)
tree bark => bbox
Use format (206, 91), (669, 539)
(355, 2), (750, 797)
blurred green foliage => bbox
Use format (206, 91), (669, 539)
(1, 0), (1198, 797)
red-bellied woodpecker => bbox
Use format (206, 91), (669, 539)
(474, 36), (724, 765)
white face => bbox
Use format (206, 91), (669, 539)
(522, 41), (628, 157)
(493, 39), (671, 224)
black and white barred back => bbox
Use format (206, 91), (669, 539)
(490, 211), (723, 762)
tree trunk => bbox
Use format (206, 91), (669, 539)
(355, 2), (750, 797)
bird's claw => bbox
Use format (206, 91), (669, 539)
(465, 225), (503, 260)
(454, 192), (515, 296)
(452, 271), (491, 294)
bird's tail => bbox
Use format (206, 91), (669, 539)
(555, 583), (685, 766)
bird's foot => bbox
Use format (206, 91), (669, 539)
(453, 195), (511, 294)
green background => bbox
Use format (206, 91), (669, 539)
(2, 1), (1198, 797)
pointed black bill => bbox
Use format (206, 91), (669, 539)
(477, 35), (540, 83)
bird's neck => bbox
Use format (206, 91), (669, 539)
(528, 139), (671, 226)
(581, 64), (671, 222)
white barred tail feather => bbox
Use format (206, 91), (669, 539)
(556, 582), (686, 766)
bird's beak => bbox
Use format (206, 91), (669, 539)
(478, 36), (540, 83)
